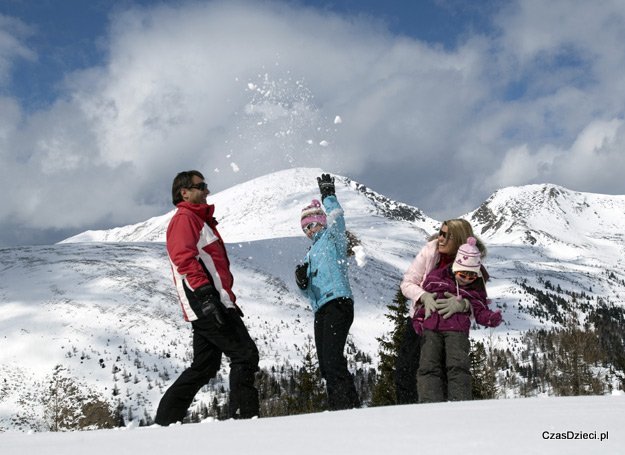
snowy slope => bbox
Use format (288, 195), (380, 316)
(2, 395), (623, 455)
(2, 168), (625, 431)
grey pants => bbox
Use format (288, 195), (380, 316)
(417, 329), (471, 403)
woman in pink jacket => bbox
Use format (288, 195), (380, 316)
(395, 219), (487, 403)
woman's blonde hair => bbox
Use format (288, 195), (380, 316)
(428, 219), (487, 258)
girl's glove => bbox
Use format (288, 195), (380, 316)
(295, 263), (309, 289)
(317, 174), (335, 200)
(487, 310), (503, 327)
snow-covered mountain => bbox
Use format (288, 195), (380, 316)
(1, 168), (624, 431)
(470, 184), (625, 259)
(61, 168), (433, 244)
(466, 183), (625, 325)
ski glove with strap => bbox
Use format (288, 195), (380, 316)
(194, 284), (227, 326)
(317, 174), (335, 200)
(295, 263), (309, 290)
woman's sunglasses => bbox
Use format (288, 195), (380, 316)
(438, 229), (451, 240)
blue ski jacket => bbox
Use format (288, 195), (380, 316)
(301, 195), (353, 312)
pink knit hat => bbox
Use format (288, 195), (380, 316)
(301, 199), (327, 231)
(452, 236), (482, 276)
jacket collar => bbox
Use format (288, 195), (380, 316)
(176, 201), (217, 226)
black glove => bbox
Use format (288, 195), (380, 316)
(317, 174), (335, 200)
(230, 305), (244, 318)
(295, 263), (309, 290)
(194, 284), (227, 326)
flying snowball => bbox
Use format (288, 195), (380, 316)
(353, 245), (367, 268)
(230, 162), (240, 172)
(334, 115), (342, 124)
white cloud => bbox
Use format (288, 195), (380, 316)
(0, 15), (36, 85)
(0, 0), (625, 244)
(491, 144), (552, 188)
(556, 119), (625, 193)
(491, 119), (625, 195)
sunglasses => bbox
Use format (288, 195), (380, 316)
(438, 229), (451, 240)
(304, 222), (321, 232)
(188, 182), (209, 192)
(455, 271), (478, 281)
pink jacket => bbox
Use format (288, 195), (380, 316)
(400, 239), (439, 317)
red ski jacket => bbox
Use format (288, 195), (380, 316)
(166, 201), (235, 321)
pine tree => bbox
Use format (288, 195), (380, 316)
(470, 340), (497, 399)
(294, 336), (326, 413)
(588, 302), (625, 374)
(371, 286), (409, 406)
(43, 365), (82, 431)
(553, 317), (604, 396)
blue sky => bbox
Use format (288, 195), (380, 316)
(1, 0), (148, 109)
(0, 0), (624, 246)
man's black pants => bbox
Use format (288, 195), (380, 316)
(314, 297), (360, 410)
(155, 312), (259, 425)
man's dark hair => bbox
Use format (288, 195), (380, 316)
(172, 170), (205, 205)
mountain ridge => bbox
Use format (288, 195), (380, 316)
(61, 168), (437, 244)
(2, 168), (625, 431)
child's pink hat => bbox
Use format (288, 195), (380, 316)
(300, 199), (326, 231)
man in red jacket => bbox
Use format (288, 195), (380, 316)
(155, 170), (259, 424)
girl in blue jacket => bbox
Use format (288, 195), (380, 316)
(295, 174), (360, 410)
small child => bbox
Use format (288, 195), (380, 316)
(412, 236), (502, 403)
